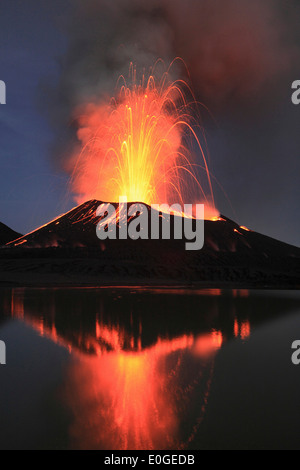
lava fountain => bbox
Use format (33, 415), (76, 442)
(68, 64), (218, 219)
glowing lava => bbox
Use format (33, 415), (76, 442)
(68, 64), (217, 218)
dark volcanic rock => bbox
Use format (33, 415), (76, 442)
(0, 200), (299, 288)
(0, 222), (22, 246)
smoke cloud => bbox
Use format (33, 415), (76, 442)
(48, 0), (298, 118)
(43, 0), (300, 243)
(45, 0), (299, 162)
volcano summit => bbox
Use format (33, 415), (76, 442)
(0, 200), (299, 288)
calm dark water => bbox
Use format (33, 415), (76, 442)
(0, 287), (299, 450)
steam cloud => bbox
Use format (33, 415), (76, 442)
(47, 0), (298, 148)
(44, 0), (300, 244)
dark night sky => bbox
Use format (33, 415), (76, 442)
(0, 1), (72, 235)
(0, 0), (299, 246)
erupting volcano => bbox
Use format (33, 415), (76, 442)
(0, 198), (299, 288)
(68, 64), (217, 216)
(0, 65), (299, 289)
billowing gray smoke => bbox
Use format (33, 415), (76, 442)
(45, 0), (300, 245)
(48, 0), (298, 142)
(50, 0), (295, 111)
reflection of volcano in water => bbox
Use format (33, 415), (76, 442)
(3, 288), (224, 449)
(1, 288), (299, 450)
(1, 200), (300, 288)
(64, 334), (221, 450)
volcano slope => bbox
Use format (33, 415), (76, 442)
(0, 222), (22, 246)
(0, 200), (299, 288)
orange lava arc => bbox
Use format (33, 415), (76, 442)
(68, 67), (218, 218)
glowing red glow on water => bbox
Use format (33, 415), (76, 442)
(64, 326), (222, 450)
(6, 289), (257, 450)
(234, 318), (251, 340)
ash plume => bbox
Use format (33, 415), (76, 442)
(42, 0), (300, 245)
(45, 0), (298, 156)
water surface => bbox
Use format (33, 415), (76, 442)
(0, 287), (299, 450)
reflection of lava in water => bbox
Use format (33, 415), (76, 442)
(63, 327), (222, 450)
(5, 288), (257, 450)
(234, 318), (251, 341)
(7, 288), (225, 450)
(68, 63), (218, 219)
